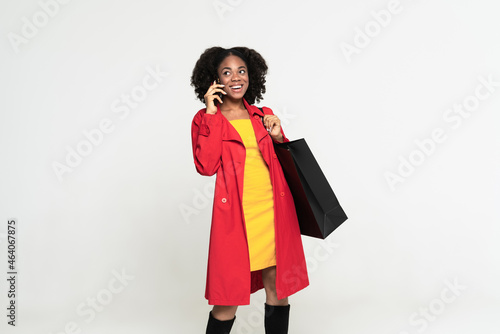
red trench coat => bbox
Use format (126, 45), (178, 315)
(191, 98), (309, 305)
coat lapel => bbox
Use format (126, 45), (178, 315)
(220, 105), (243, 144)
(243, 99), (269, 144)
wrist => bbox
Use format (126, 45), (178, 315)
(272, 133), (284, 143)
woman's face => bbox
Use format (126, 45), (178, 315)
(217, 55), (249, 101)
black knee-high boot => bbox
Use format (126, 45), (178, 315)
(206, 311), (236, 334)
(264, 303), (290, 334)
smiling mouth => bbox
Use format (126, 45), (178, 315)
(230, 85), (243, 91)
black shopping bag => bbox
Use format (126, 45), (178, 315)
(274, 139), (348, 239)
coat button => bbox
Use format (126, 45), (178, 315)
(280, 192), (285, 197)
(221, 198), (227, 203)
(254, 115), (259, 119)
(273, 153), (277, 158)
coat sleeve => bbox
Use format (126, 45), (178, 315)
(262, 106), (290, 144)
(191, 109), (223, 176)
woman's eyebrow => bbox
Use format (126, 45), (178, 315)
(221, 66), (247, 71)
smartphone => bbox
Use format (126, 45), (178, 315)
(214, 77), (223, 104)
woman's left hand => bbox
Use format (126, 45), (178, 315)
(263, 115), (284, 143)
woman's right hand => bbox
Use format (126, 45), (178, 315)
(204, 81), (226, 114)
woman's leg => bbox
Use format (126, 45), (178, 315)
(262, 266), (291, 334)
(211, 305), (238, 320)
(262, 266), (288, 305)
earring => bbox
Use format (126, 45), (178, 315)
(217, 78), (221, 84)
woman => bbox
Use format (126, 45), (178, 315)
(190, 46), (309, 334)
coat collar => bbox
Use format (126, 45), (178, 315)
(243, 98), (264, 117)
(217, 98), (263, 117)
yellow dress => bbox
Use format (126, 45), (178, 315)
(229, 119), (276, 271)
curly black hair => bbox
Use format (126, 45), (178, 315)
(190, 46), (268, 105)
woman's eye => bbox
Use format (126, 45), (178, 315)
(239, 70), (246, 74)
(223, 71), (230, 76)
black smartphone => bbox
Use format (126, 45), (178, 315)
(214, 77), (223, 103)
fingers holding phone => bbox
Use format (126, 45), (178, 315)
(204, 80), (226, 114)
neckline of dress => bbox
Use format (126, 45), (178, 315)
(228, 118), (251, 122)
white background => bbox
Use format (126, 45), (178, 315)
(1, 0), (499, 333)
